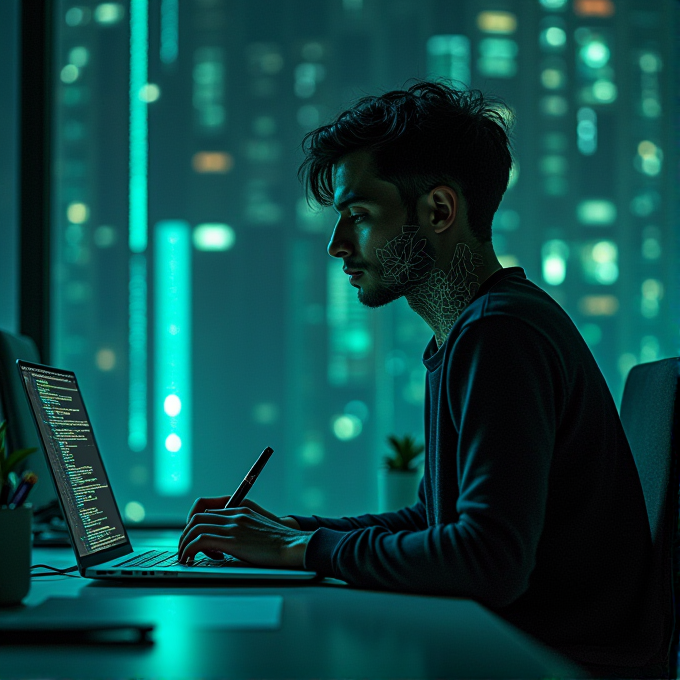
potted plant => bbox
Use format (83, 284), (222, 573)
(378, 434), (424, 513)
(0, 420), (37, 606)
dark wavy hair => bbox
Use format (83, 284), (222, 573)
(298, 79), (514, 243)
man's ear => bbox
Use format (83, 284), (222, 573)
(428, 186), (459, 234)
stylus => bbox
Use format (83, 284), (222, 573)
(224, 446), (274, 508)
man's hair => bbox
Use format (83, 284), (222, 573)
(298, 79), (514, 243)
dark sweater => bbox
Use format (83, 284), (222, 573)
(292, 267), (666, 673)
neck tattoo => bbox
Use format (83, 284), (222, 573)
(376, 225), (484, 348)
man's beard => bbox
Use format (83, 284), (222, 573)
(357, 223), (437, 309)
(356, 273), (406, 308)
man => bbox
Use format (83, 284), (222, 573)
(178, 81), (668, 677)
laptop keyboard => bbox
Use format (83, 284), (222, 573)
(112, 549), (239, 568)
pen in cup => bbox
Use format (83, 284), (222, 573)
(9, 471), (38, 509)
(0, 472), (18, 506)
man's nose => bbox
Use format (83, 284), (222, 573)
(327, 218), (353, 259)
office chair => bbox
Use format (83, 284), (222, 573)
(620, 357), (680, 679)
(0, 329), (56, 509)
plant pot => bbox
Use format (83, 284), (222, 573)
(0, 504), (32, 606)
(377, 469), (420, 513)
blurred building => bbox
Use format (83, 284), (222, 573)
(50, 0), (679, 522)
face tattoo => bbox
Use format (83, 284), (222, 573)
(375, 225), (483, 348)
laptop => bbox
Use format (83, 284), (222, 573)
(17, 360), (318, 582)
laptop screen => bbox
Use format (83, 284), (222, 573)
(19, 362), (129, 558)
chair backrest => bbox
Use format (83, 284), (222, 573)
(620, 357), (680, 678)
(0, 329), (57, 508)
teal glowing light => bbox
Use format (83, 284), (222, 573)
(541, 240), (569, 286)
(479, 37), (518, 59)
(577, 107), (597, 155)
(128, 0), (149, 455)
(193, 223), (235, 251)
(543, 27), (566, 48)
(580, 323), (602, 347)
(344, 328), (372, 354)
(332, 414), (362, 441)
(326, 260), (372, 386)
(577, 199), (616, 225)
(426, 35), (471, 86)
(592, 79), (617, 103)
(640, 336), (660, 363)
(164, 394), (182, 417)
(128, 254), (148, 451)
(95, 3), (125, 24)
(160, 0), (179, 64)
(582, 240), (619, 285)
(124, 501), (146, 523)
(155, 221), (192, 495)
(129, 0), (148, 253)
(477, 38), (518, 78)
(580, 40), (610, 69)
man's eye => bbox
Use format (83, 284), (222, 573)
(350, 214), (367, 223)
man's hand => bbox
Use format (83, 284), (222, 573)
(178, 496), (309, 568)
(184, 495), (299, 528)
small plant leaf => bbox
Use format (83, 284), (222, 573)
(384, 433), (424, 471)
(383, 455), (397, 470)
(386, 435), (401, 452)
(1, 447), (37, 478)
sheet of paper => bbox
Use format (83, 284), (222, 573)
(0, 595), (283, 631)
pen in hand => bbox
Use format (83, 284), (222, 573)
(183, 446), (274, 562)
(224, 446), (274, 509)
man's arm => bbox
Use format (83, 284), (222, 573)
(285, 479), (428, 533)
(177, 485), (427, 565)
(298, 317), (562, 607)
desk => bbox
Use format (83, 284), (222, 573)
(0, 530), (585, 679)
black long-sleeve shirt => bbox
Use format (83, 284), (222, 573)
(292, 267), (667, 674)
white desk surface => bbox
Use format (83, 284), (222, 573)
(0, 530), (586, 679)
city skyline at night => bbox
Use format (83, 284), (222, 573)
(49, 0), (679, 522)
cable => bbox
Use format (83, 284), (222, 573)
(30, 564), (81, 578)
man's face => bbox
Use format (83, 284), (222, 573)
(328, 151), (436, 308)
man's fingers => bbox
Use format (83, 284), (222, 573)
(178, 510), (247, 554)
(180, 533), (234, 564)
(186, 497), (282, 527)
(185, 495), (231, 523)
(178, 521), (231, 560)
(181, 508), (248, 539)
(178, 514), (251, 557)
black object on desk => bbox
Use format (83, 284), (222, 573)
(0, 622), (154, 646)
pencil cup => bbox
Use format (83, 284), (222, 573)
(0, 504), (32, 606)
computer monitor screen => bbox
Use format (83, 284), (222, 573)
(19, 362), (129, 557)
